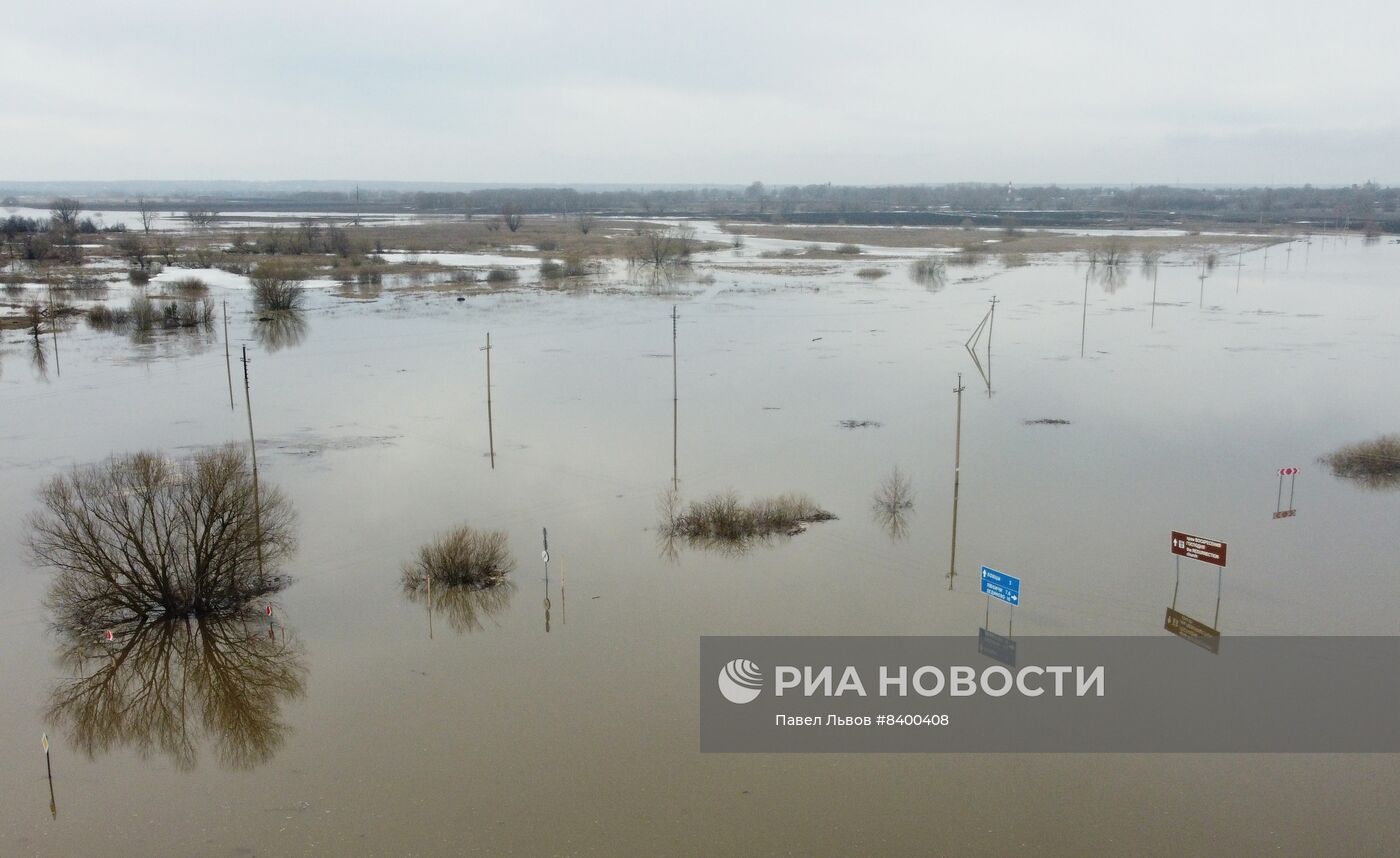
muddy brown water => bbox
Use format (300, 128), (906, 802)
(1, 236), (1397, 855)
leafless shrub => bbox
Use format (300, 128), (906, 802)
(661, 490), (834, 550)
(576, 213), (596, 235)
(949, 244), (985, 266)
(27, 446), (296, 629)
(534, 238), (559, 252)
(910, 256), (947, 289)
(562, 251), (596, 277)
(129, 295), (158, 331)
(128, 268), (151, 286)
(117, 234), (151, 270)
(834, 243), (861, 255)
(485, 266), (518, 284)
(249, 262), (306, 311)
(185, 208), (219, 228)
(1321, 435), (1400, 489)
(402, 525), (515, 590)
(1100, 238), (1128, 268)
(540, 259), (565, 280)
(502, 203), (523, 232)
(633, 227), (695, 268)
(171, 276), (209, 296)
(24, 300), (45, 334)
(856, 267), (888, 279)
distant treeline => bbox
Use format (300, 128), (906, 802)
(6, 182), (1398, 229)
(387, 182), (1400, 225)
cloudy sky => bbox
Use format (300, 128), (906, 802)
(4, 0), (1396, 185)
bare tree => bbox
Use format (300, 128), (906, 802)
(27, 446), (296, 627)
(635, 226), (696, 267)
(576, 213), (596, 235)
(137, 197), (157, 234)
(50, 198), (82, 233)
(185, 208), (219, 228)
(116, 234), (151, 270)
(154, 233), (178, 266)
(250, 261), (307, 310)
(502, 202), (524, 233)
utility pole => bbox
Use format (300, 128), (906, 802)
(672, 305), (679, 492)
(1080, 267), (1090, 358)
(987, 295), (997, 396)
(482, 333), (495, 468)
(1151, 262), (1160, 327)
(241, 346), (265, 580)
(949, 373), (965, 591)
(223, 300), (234, 409)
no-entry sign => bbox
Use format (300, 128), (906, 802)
(1170, 531), (1227, 567)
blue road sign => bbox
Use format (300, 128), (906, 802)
(980, 566), (1021, 606)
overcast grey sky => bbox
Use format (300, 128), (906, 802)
(4, 0), (1396, 185)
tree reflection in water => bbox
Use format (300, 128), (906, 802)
(48, 610), (307, 771)
(404, 578), (516, 635)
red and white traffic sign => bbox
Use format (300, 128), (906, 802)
(1278, 467), (1299, 476)
(1170, 531), (1228, 567)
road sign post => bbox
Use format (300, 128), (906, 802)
(1274, 468), (1299, 519)
(1170, 531), (1227, 567)
(980, 566), (1021, 606)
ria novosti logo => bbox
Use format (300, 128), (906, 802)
(717, 659), (763, 704)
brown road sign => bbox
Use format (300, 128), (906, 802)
(1170, 531), (1227, 567)
(1165, 607), (1221, 654)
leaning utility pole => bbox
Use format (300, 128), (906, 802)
(241, 346), (265, 580)
(482, 333), (495, 468)
(223, 300), (234, 409)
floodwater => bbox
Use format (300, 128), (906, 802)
(2, 233), (1398, 855)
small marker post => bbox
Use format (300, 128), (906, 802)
(42, 732), (55, 819)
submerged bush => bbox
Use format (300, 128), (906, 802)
(28, 446), (296, 628)
(834, 243), (862, 255)
(171, 275), (210, 295)
(402, 525), (515, 590)
(129, 295), (158, 332)
(910, 256), (947, 290)
(485, 266), (518, 284)
(856, 267), (888, 279)
(249, 262), (307, 310)
(1320, 435), (1400, 489)
(662, 490), (834, 550)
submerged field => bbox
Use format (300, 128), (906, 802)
(1, 221), (1398, 855)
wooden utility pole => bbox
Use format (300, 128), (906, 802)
(223, 300), (234, 409)
(672, 306), (679, 492)
(1151, 263), (1160, 327)
(241, 346), (265, 580)
(987, 295), (997, 395)
(1080, 267), (1090, 358)
(949, 373), (965, 591)
(484, 333), (495, 468)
